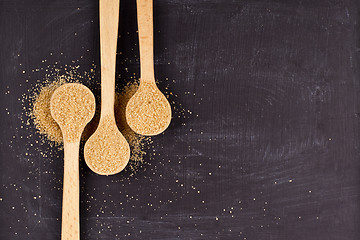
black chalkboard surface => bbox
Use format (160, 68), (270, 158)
(1, 0), (360, 239)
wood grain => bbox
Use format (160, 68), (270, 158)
(99, 0), (120, 116)
(136, 0), (155, 82)
(61, 141), (80, 240)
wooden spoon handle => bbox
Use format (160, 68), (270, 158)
(61, 141), (80, 240)
(137, 0), (155, 82)
(100, 0), (120, 116)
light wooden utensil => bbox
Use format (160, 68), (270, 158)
(50, 83), (96, 240)
(126, 0), (172, 136)
(84, 0), (130, 175)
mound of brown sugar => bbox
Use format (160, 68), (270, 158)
(115, 83), (148, 172)
(31, 77), (68, 144)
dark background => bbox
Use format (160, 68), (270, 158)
(1, 0), (360, 239)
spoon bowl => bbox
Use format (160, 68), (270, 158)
(84, 116), (130, 175)
(51, 83), (96, 141)
(126, 81), (171, 136)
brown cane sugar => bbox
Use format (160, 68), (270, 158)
(84, 115), (130, 174)
(31, 76), (68, 144)
(30, 76), (150, 172)
(126, 81), (172, 136)
(50, 83), (95, 142)
(115, 83), (148, 172)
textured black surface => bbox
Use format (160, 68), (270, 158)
(1, 0), (360, 239)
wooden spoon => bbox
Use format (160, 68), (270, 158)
(50, 83), (95, 240)
(84, 0), (130, 175)
(126, 0), (172, 136)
